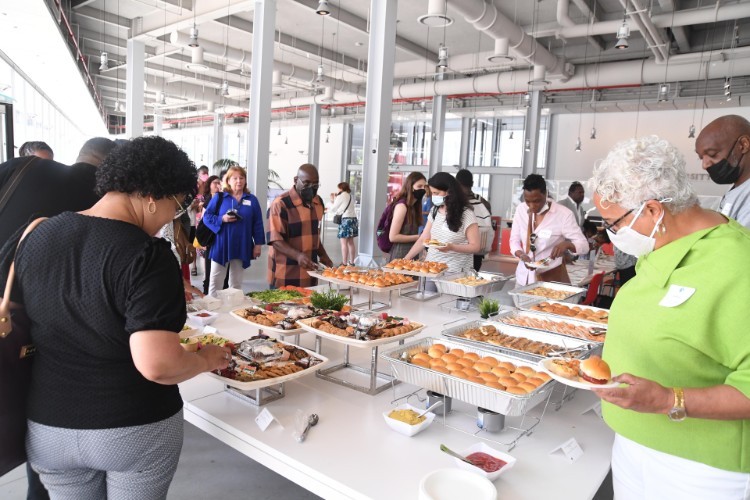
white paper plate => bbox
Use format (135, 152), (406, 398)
(537, 358), (619, 390)
(525, 257), (562, 273)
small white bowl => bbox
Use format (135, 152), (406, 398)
(187, 310), (219, 326)
(418, 468), (496, 500)
(452, 442), (516, 482)
(382, 404), (435, 437)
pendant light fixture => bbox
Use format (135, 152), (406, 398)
(100, 52), (109, 71)
(575, 137), (582, 152)
(188, 24), (199, 47)
(688, 124), (696, 139)
(316, 0), (331, 16)
(657, 83), (670, 102)
(220, 80), (230, 97)
(437, 45), (448, 69)
(615, 14), (630, 50)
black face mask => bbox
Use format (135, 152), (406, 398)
(413, 188), (426, 201)
(707, 136), (745, 185)
(298, 185), (317, 203)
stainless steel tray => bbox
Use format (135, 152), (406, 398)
(380, 338), (555, 417)
(519, 300), (609, 326)
(297, 317), (426, 348)
(441, 320), (596, 362)
(434, 271), (510, 298)
(508, 281), (587, 308)
(495, 309), (606, 343)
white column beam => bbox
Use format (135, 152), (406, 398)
(125, 38), (145, 138)
(522, 90), (543, 176)
(428, 71), (447, 179)
(359, 0), (398, 263)
(308, 103), (321, 167)
(154, 113), (163, 136)
(245, 0), (275, 223)
(212, 113), (224, 170)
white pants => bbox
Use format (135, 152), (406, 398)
(209, 259), (244, 296)
(613, 434), (750, 500)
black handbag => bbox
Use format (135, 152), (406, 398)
(195, 192), (223, 247)
(0, 217), (45, 476)
(333, 193), (351, 225)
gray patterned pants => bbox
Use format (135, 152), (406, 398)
(26, 409), (184, 500)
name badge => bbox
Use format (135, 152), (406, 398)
(720, 203), (732, 217)
(537, 229), (552, 239)
(242, 200), (252, 206)
(659, 285), (695, 308)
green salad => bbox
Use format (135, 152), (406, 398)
(246, 289), (304, 303)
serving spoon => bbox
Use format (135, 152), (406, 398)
(439, 444), (476, 466)
(418, 400), (444, 418)
(296, 414), (319, 443)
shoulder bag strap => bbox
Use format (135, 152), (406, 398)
(0, 217), (47, 338)
(342, 193), (352, 214)
(0, 157), (38, 216)
(213, 192), (224, 215)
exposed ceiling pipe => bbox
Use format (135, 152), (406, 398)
(556, 2), (750, 39)
(656, 0), (690, 51)
(622, 0), (669, 63)
(447, 0), (572, 80)
(392, 49), (750, 99)
(556, 0), (604, 51)
(170, 30), (365, 97)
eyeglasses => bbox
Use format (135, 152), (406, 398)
(172, 195), (188, 219)
(530, 233), (537, 252)
(602, 208), (635, 234)
(299, 182), (320, 190)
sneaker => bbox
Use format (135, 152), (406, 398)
(191, 268), (198, 276)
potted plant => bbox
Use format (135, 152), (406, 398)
(478, 298), (499, 319)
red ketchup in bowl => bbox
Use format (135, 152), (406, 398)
(466, 452), (507, 473)
(196, 313), (212, 318)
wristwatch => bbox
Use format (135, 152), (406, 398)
(668, 387), (687, 422)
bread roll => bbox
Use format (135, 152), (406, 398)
(473, 362), (492, 373)
(445, 362), (463, 372)
(515, 366), (535, 377)
(510, 372), (527, 383)
(427, 347), (444, 359)
(525, 377), (545, 388)
(412, 358), (430, 368)
(452, 370), (468, 380)
(480, 356), (499, 367)
(479, 372), (497, 383)
(463, 352), (480, 361)
(506, 385), (527, 395)
(432, 344), (447, 352)
(486, 381), (505, 391)
(498, 376), (517, 387)
(517, 382), (536, 393)
(462, 368), (480, 378)
(412, 352), (431, 363)
(457, 358), (475, 368)
(450, 348), (465, 358)
(491, 367), (511, 378)
(498, 361), (516, 372)
(433, 366), (451, 374)
(429, 358), (446, 368)
(468, 376), (486, 385)
(441, 353), (459, 364)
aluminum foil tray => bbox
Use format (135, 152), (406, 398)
(381, 338), (554, 417)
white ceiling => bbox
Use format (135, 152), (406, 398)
(1, 0), (749, 133)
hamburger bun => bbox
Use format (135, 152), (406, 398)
(432, 343), (448, 353)
(515, 366), (535, 377)
(441, 353), (459, 364)
(412, 352), (431, 363)
(480, 356), (499, 367)
(506, 386), (527, 395)
(486, 381), (505, 391)
(462, 368), (480, 378)
(536, 372), (552, 382)
(429, 358), (446, 368)
(445, 362), (463, 372)
(457, 358), (475, 368)
(450, 348), (465, 358)
(479, 372), (497, 383)
(498, 376), (517, 387)
(468, 376), (486, 385)
(427, 347), (444, 358)
(473, 362), (492, 373)
(498, 361), (515, 372)
(525, 377), (545, 388)
(579, 356), (612, 385)
(509, 372), (527, 384)
(463, 352), (480, 362)
(491, 367), (511, 378)
(517, 382), (536, 393)
(452, 370), (468, 379)
(433, 366), (451, 375)
(412, 358), (430, 368)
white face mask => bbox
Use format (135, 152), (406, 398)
(606, 201), (665, 258)
(432, 195), (445, 206)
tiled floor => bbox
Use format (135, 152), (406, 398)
(0, 227), (612, 499)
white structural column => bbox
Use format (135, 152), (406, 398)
(459, 117), (471, 167)
(125, 38), (145, 138)
(245, 0), (276, 221)
(212, 112), (224, 170)
(428, 70), (447, 179)
(153, 113), (163, 136)
(308, 103), (321, 166)
(359, 0), (398, 262)
(521, 90), (543, 177)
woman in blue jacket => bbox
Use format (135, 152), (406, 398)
(202, 166), (265, 295)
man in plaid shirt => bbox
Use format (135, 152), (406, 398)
(267, 164), (333, 288)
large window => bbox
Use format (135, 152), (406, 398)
(467, 116), (549, 170)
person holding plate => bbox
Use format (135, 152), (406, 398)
(589, 135), (750, 499)
(509, 174), (588, 285)
(404, 172), (480, 273)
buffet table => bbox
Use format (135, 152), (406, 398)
(179, 291), (614, 500)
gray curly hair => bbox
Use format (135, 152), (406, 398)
(588, 135), (698, 213)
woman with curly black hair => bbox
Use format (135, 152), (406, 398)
(404, 171), (480, 272)
(2, 136), (231, 499)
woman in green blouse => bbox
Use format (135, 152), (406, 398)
(589, 135), (750, 499)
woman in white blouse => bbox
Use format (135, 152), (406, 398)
(404, 172), (480, 272)
(330, 182), (358, 265)
(509, 174), (589, 285)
